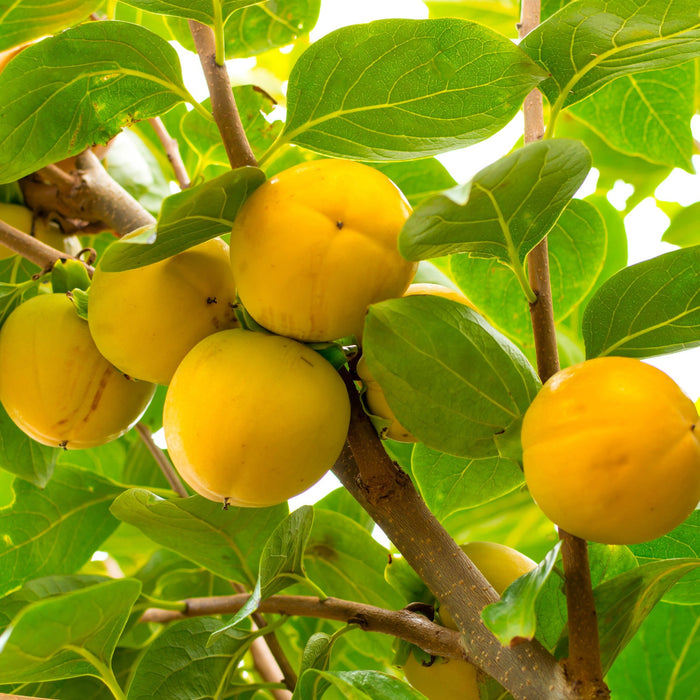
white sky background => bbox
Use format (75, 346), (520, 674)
(173, 0), (700, 501)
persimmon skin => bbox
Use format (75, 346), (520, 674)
(163, 329), (351, 507)
(0, 294), (155, 449)
(230, 159), (416, 342)
(522, 356), (700, 544)
(88, 238), (238, 386)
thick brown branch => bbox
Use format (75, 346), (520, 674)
(189, 21), (257, 169)
(0, 219), (92, 275)
(141, 593), (466, 661)
(519, 2), (609, 697)
(334, 375), (570, 700)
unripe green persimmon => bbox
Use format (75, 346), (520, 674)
(163, 328), (351, 507)
(230, 159), (416, 342)
(88, 238), (238, 385)
(358, 283), (473, 442)
(404, 542), (535, 700)
(0, 293), (155, 448)
(522, 356), (700, 544)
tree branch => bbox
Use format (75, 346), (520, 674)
(149, 117), (191, 189)
(135, 422), (189, 498)
(189, 21), (258, 169)
(519, 1), (609, 698)
(0, 219), (93, 275)
(141, 593), (466, 661)
(334, 374), (570, 700)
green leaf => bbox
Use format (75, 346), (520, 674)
(315, 487), (375, 533)
(363, 295), (541, 459)
(482, 543), (561, 646)
(0, 0), (100, 51)
(606, 602), (700, 700)
(110, 488), (288, 586)
(384, 553), (433, 606)
(450, 197), (609, 351)
(223, 0), (322, 59)
(126, 617), (251, 700)
(0, 279), (39, 327)
(0, 578), (141, 685)
(51, 259), (92, 295)
(426, 0), (520, 38)
(399, 139), (591, 271)
(293, 669), (424, 700)
(214, 505), (317, 633)
(582, 244), (700, 359)
(0, 402), (58, 488)
(411, 444), (524, 521)
(117, 0), (262, 25)
(558, 559), (700, 673)
(662, 201), (700, 248)
(0, 465), (122, 597)
(630, 510), (700, 604)
(280, 18), (546, 160)
(98, 167), (266, 271)
(0, 21), (193, 184)
(570, 63), (696, 171)
(521, 0), (700, 112)
(371, 159), (457, 208)
(0, 575), (109, 635)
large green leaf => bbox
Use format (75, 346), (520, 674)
(98, 166), (266, 271)
(110, 489), (288, 586)
(662, 201), (700, 248)
(0, 0), (100, 51)
(0, 21), (193, 183)
(363, 295), (541, 460)
(450, 197), (609, 351)
(127, 617), (251, 700)
(557, 559), (700, 673)
(582, 244), (700, 359)
(521, 0), (700, 112)
(293, 669), (424, 700)
(399, 139), (591, 271)
(370, 159), (457, 208)
(606, 602), (700, 699)
(570, 63), (696, 171)
(0, 465), (122, 597)
(0, 403), (58, 488)
(279, 18), (546, 160)
(0, 579), (141, 686)
(117, 0), (261, 25)
(630, 510), (700, 605)
(410, 444), (524, 521)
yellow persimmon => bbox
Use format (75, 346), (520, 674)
(0, 293), (155, 448)
(230, 159), (416, 342)
(163, 328), (350, 507)
(522, 356), (700, 544)
(88, 238), (238, 385)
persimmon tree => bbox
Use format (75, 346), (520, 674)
(0, 1), (699, 699)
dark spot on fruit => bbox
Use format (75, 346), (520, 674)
(223, 497), (230, 510)
(336, 220), (344, 230)
(207, 297), (217, 304)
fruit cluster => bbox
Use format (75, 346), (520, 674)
(0, 159), (415, 507)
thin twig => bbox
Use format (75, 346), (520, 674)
(149, 117), (191, 189)
(188, 21), (258, 169)
(141, 594), (466, 661)
(135, 422), (189, 498)
(519, 1), (609, 698)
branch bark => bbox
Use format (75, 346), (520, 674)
(149, 117), (191, 189)
(141, 593), (466, 661)
(519, 1), (609, 697)
(189, 21), (257, 170)
(333, 374), (570, 700)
